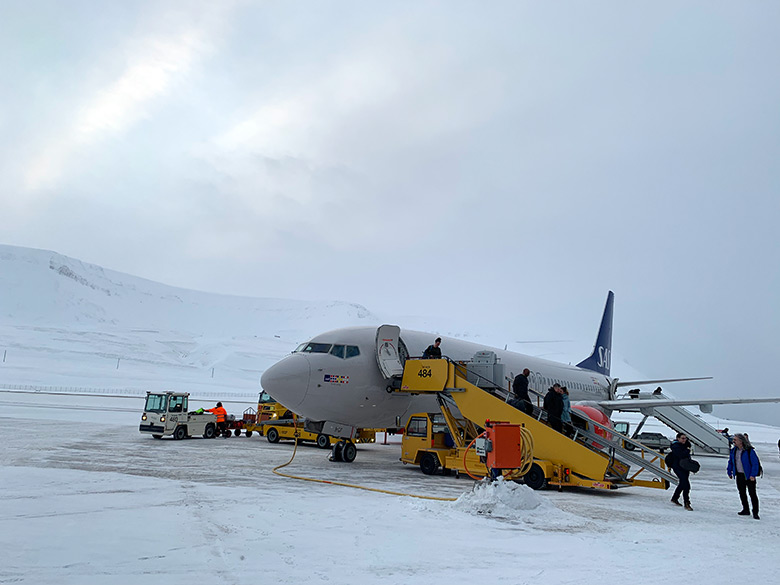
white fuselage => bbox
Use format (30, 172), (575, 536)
(260, 326), (613, 428)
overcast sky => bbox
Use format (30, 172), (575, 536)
(2, 2), (779, 422)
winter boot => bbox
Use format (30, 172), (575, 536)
(753, 512), (760, 520)
(738, 509), (751, 516)
(684, 503), (693, 511)
(671, 498), (682, 506)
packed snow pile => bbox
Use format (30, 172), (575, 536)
(453, 477), (554, 516)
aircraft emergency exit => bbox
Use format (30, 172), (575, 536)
(260, 292), (780, 442)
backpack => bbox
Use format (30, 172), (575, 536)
(665, 452), (676, 468)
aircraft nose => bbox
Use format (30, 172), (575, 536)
(260, 354), (311, 409)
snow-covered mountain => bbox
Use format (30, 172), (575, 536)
(0, 244), (380, 396)
(0, 244), (377, 333)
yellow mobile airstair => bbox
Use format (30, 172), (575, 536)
(398, 358), (677, 491)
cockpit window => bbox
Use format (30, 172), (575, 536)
(293, 342), (356, 356)
(299, 342), (332, 354)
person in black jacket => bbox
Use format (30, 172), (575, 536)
(422, 338), (442, 359)
(543, 384), (564, 433)
(669, 432), (694, 511)
(509, 368), (534, 415)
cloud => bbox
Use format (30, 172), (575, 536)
(21, 8), (229, 192)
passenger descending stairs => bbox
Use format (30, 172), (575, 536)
(489, 385), (679, 485)
(399, 358), (677, 488)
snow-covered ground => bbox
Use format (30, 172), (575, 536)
(2, 392), (780, 584)
(2, 244), (780, 583)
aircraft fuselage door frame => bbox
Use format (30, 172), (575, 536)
(376, 325), (404, 379)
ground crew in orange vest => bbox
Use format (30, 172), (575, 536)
(207, 402), (228, 435)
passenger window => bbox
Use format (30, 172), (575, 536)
(406, 417), (428, 437)
(345, 345), (360, 358)
(330, 345), (345, 358)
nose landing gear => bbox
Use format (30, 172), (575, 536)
(329, 440), (357, 463)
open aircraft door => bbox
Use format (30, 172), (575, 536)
(376, 325), (405, 379)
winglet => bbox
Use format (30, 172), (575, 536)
(576, 291), (614, 376)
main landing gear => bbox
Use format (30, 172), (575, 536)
(329, 439), (357, 463)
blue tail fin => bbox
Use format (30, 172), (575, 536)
(576, 291), (614, 376)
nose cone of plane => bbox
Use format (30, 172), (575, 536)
(260, 354), (311, 409)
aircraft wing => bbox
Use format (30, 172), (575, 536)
(614, 377), (712, 388)
(598, 396), (780, 411)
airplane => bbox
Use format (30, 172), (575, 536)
(260, 291), (780, 458)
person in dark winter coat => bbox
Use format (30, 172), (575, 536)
(560, 387), (573, 436)
(509, 368), (534, 415)
(727, 433), (761, 520)
(422, 338), (442, 359)
(543, 384), (564, 433)
(669, 432), (694, 511)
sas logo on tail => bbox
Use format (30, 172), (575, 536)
(324, 374), (349, 384)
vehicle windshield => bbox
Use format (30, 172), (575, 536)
(258, 391), (275, 404)
(144, 394), (168, 413)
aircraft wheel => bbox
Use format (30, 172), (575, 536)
(342, 442), (357, 463)
(316, 434), (330, 449)
(267, 428), (280, 443)
(203, 424), (216, 439)
(419, 452), (440, 475)
(173, 426), (187, 441)
(523, 463), (547, 490)
(152, 434), (163, 440)
(234, 429), (241, 437)
(330, 440), (345, 462)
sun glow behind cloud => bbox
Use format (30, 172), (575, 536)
(22, 16), (224, 192)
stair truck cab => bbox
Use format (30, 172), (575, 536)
(139, 391), (218, 440)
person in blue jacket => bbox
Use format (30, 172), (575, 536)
(727, 433), (761, 520)
(669, 432), (694, 510)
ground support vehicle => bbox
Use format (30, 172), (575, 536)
(139, 391), (218, 440)
(234, 392), (295, 438)
(396, 359), (677, 491)
(256, 390), (294, 422)
(401, 412), (533, 479)
(241, 392), (377, 456)
(625, 432), (672, 453)
(253, 419), (336, 449)
(218, 414), (250, 437)
(248, 418), (377, 453)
